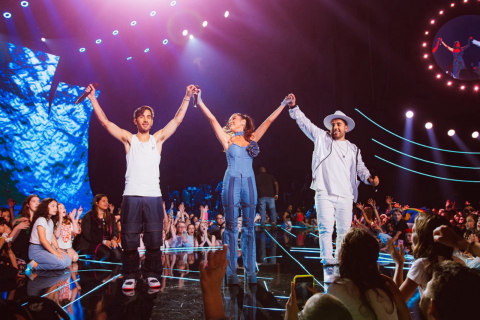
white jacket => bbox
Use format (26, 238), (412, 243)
(289, 106), (371, 202)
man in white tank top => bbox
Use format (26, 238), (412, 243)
(86, 84), (196, 293)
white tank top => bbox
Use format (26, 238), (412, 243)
(123, 135), (162, 197)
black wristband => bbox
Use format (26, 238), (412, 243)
(289, 104), (298, 110)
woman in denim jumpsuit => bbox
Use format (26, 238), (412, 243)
(195, 89), (293, 284)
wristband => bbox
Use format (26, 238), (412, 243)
(183, 98), (190, 102)
(289, 104), (298, 110)
(102, 240), (107, 245)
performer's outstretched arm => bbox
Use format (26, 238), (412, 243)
(154, 85), (195, 143)
(86, 84), (132, 145)
(288, 94), (325, 142)
(440, 40), (454, 52)
(253, 94), (292, 142)
(196, 90), (231, 150)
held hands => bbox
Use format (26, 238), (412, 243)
(281, 93), (296, 107)
(185, 85), (196, 99)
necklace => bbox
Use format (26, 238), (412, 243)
(336, 141), (348, 158)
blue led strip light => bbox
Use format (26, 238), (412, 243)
(265, 230), (324, 289)
(373, 139), (480, 169)
(243, 306), (286, 312)
(376, 156), (480, 183)
(63, 274), (122, 308)
(355, 108), (480, 154)
(280, 227), (297, 238)
(23, 277), (80, 306)
(78, 259), (122, 265)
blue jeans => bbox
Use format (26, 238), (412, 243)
(121, 196), (164, 280)
(29, 244), (72, 271)
(257, 197), (277, 227)
(222, 174), (257, 284)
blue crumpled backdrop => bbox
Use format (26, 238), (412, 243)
(0, 42), (96, 211)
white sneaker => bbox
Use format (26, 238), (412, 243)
(323, 265), (336, 284)
(122, 279), (136, 292)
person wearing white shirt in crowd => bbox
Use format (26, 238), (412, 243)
(55, 203), (81, 263)
(288, 94), (379, 284)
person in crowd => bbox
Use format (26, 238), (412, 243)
(28, 198), (72, 271)
(255, 167), (279, 228)
(55, 204), (81, 263)
(195, 222), (216, 247)
(195, 87), (292, 285)
(419, 260), (480, 320)
(463, 214), (477, 239)
(328, 228), (411, 320)
(378, 208), (408, 245)
(294, 207), (306, 226)
(168, 221), (188, 248)
(1, 207), (12, 228)
(11, 195), (40, 262)
(186, 223), (195, 247)
(79, 194), (121, 262)
(209, 213), (225, 241)
(283, 204), (293, 227)
(0, 223), (19, 283)
(388, 212), (453, 302)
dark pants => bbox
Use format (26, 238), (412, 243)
(95, 244), (121, 262)
(121, 196), (164, 280)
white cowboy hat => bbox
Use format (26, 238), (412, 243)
(323, 111), (355, 132)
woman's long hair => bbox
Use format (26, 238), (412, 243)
(58, 203), (72, 225)
(413, 213), (453, 276)
(91, 194), (112, 237)
(31, 198), (59, 231)
(19, 194), (40, 221)
(223, 113), (255, 142)
(336, 228), (394, 319)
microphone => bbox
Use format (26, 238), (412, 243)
(193, 85), (200, 107)
(370, 169), (378, 193)
(75, 83), (98, 105)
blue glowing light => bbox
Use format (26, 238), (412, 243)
(355, 108), (480, 154)
(95, 39), (102, 44)
(127, 57), (132, 60)
(309, 232), (319, 238)
(4, 12), (12, 18)
(131, 21), (137, 26)
(21, 1), (29, 7)
(79, 48), (86, 52)
(150, 11), (156, 16)
(280, 227), (296, 237)
(264, 281), (269, 291)
(243, 306), (286, 312)
(144, 48), (149, 53)
(63, 274), (122, 308)
(171, 1), (177, 6)
(263, 256), (282, 260)
(112, 30), (119, 35)
(0, 43), (95, 210)
(163, 39), (168, 45)
(373, 139), (480, 169)
(375, 155), (480, 183)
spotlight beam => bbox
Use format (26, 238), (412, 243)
(375, 156), (480, 183)
(355, 109), (480, 154)
(373, 139), (480, 169)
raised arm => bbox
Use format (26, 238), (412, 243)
(440, 40), (453, 52)
(86, 84), (132, 145)
(154, 85), (195, 143)
(252, 95), (292, 142)
(288, 94), (325, 142)
(196, 89), (232, 150)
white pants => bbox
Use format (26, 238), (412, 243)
(315, 192), (353, 264)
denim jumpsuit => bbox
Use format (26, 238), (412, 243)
(222, 139), (258, 284)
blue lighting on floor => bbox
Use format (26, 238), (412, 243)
(376, 155), (480, 183)
(280, 227), (297, 237)
(4, 12), (12, 18)
(243, 306), (286, 312)
(309, 232), (319, 238)
(355, 108), (480, 154)
(163, 275), (200, 282)
(274, 296), (290, 299)
(264, 281), (269, 291)
(373, 139), (480, 169)
(78, 259), (122, 265)
(263, 255), (282, 260)
(63, 274), (122, 308)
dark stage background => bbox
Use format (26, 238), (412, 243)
(1, 0), (480, 210)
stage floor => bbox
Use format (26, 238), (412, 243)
(1, 226), (421, 319)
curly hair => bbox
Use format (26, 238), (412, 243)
(223, 113), (255, 142)
(336, 228), (394, 319)
(31, 198), (59, 231)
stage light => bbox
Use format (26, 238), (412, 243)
(182, 29), (188, 36)
(430, 20), (435, 24)
(113, 30), (118, 35)
(436, 74), (441, 78)
(464, 0), (468, 3)
(21, 1), (29, 7)
(41, 38), (46, 42)
(451, 3), (455, 7)
(203, 21), (208, 27)
(96, 39), (102, 44)
(423, 54), (428, 58)
(475, 86), (479, 91)
(473, 131), (479, 138)
(425, 31), (429, 35)
(171, 1), (176, 6)
(406, 111), (414, 118)
(447, 81), (452, 86)
(224, 11), (230, 18)
(150, 11), (156, 16)
(423, 43), (427, 47)
(189, 34), (194, 39)
(127, 57), (132, 60)
(439, 10), (444, 14)
(131, 21), (137, 26)
(144, 48), (149, 53)
(461, 85), (465, 90)
(425, 122), (433, 129)
(3, 12), (12, 18)
(448, 130), (455, 136)
(163, 39), (168, 45)
(428, 65), (433, 69)
(79, 48), (86, 52)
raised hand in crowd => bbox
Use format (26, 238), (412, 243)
(433, 225), (480, 257)
(387, 239), (405, 287)
(108, 203), (115, 214)
(355, 202), (364, 211)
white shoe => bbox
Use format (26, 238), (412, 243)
(122, 279), (136, 292)
(146, 277), (160, 289)
(323, 265), (336, 284)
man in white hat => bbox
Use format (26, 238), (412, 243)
(287, 94), (379, 284)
